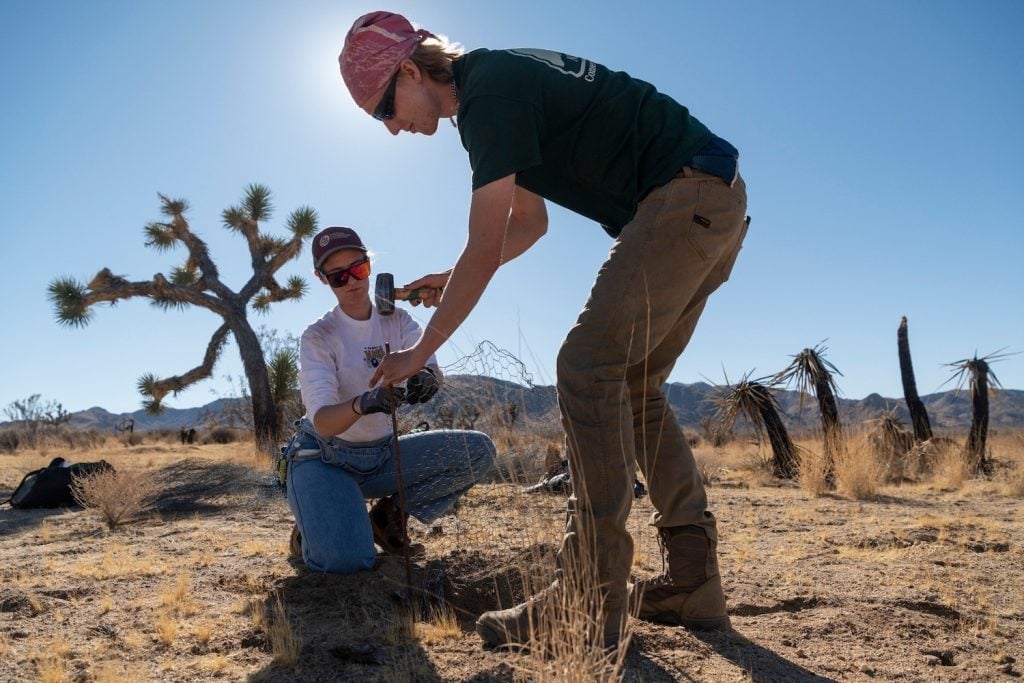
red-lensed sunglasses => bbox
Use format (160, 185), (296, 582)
(320, 258), (371, 288)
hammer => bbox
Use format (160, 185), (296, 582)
(374, 272), (442, 316)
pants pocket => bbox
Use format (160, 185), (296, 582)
(719, 215), (750, 283)
(322, 445), (388, 477)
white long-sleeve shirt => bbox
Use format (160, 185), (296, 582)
(298, 305), (438, 442)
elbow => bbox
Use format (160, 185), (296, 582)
(534, 216), (548, 239)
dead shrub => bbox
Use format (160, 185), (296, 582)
(72, 468), (160, 528)
(203, 427), (240, 445)
(0, 428), (21, 453)
(867, 417), (914, 482)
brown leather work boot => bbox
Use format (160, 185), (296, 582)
(368, 497), (424, 557)
(630, 525), (730, 630)
(475, 581), (625, 652)
(289, 524), (302, 558)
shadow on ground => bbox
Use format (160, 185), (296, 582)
(692, 628), (837, 682)
(151, 458), (263, 515)
(245, 545), (687, 682)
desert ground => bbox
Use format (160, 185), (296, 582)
(1, 430), (1022, 682)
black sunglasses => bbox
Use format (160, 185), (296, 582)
(320, 258), (371, 288)
(372, 71), (400, 121)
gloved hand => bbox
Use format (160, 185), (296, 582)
(357, 385), (406, 415)
(405, 367), (440, 404)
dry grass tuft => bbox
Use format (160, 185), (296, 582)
(1005, 464), (1024, 498)
(32, 640), (70, 683)
(72, 467), (160, 528)
(89, 661), (129, 683)
(198, 654), (230, 674)
(265, 592), (301, 667)
(834, 434), (882, 500)
(159, 573), (199, 617)
(155, 611), (178, 647)
(385, 608), (417, 645)
(933, 447), (970, 490)
(798, 447), (831, 496)
(415, 606), (462, 645)
(194, 622), (214, 646)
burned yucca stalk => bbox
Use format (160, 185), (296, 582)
(898, 316), (933, 443)
(775, 343), (844, 478)
(714, 373), (798, 478)
(945, 350), (1012, 475)
(48, 185), (317, 449)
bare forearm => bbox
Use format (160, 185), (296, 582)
(312, 396), (363, 437)
(415, 249), (499, 358)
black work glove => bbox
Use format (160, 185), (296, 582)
(405, 367), (439, 404)
(358, 386), (406, 415)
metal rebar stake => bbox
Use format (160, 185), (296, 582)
(384, 342), (414, 599)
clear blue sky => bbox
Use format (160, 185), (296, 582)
(1, 1), (1021, 416)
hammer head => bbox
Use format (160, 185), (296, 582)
(375, 272), (396, 315)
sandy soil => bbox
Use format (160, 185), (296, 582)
(1, 443), (1021, 682)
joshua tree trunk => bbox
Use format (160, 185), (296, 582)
(775, 345), (844, 482)
(965, 359), (991, 474)
(750, 383), (798, 478)
(229, 313), (278, 448)
(714, 377), (798, 479)
(814, 374), (843, 473)
(898, 316), (933, 442)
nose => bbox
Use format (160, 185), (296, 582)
(384, 119), (402, 136)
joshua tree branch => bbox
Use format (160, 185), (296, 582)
(139, 323), (232, 404)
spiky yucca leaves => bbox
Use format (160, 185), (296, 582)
(47, 277), (92, 327)
(775, 343), (844, 479)
(47, 185), (318, 447)
(945, 349), (1013, 475)
(267, 347), (302, 430)
(713, 373), (798, 478)
(252, 276), (307, 313)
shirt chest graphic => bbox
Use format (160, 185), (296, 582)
(364, 345), (386, 369)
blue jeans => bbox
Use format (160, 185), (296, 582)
(283, 419), (496, 573)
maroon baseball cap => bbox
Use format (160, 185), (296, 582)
(312, 226), (367, 270)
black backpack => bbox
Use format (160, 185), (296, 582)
(4, 457), (115, 509)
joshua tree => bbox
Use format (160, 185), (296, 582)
(47, 185), (317, 449)
(713, 373), (798, 478)
(946, 350), (1011, 475)
(897, 316), (933, 443)
(775, 343), (844, 476)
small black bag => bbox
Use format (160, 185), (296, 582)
(4, 457), (115, 509)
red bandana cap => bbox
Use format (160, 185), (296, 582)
(339, 11), (435, 109)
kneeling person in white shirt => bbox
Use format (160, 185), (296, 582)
(283, 225), (496, 573)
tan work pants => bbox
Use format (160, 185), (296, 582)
(555, 168), (749, 612)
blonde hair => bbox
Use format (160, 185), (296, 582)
(411, 35), (464, 84)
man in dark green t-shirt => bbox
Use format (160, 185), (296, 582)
(341, 12), (749, 651)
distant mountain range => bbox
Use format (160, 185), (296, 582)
(48, 376), (1024, 435)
